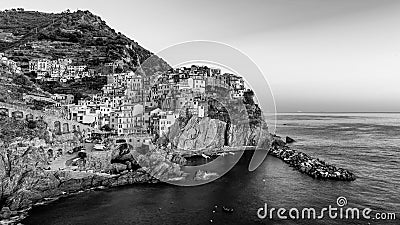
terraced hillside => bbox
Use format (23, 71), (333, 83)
(0, 9), (168, 73)
(0, 9), (169, 104)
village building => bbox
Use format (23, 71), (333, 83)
(188, 76), (206, 93)
(115, 103), (145, 136)
(51, 94), (75, 106)
(158, 111), (179, 136)
(68, 105), (100, 128)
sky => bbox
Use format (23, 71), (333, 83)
(2, 0), (400, 112)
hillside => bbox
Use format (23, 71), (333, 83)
(0, 9), (169, 104)
(0, 9), (168, 73)
(0, 65), (52, 108)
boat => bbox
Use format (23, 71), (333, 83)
(217, 152), (228, 156)
(201, 153), (210, 159)
(222, 206), (234, 213)
(93, 144), (105, 151)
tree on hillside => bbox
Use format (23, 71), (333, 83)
(243, 90), (255, 105)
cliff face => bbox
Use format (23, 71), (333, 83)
(228, 123), (253, 147)
(229, 121), (272, 149)
(168, 117), (227, 151)
(0, 137), (49, 210)
(167, 116), (272, 152)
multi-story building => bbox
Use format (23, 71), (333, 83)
(229, 74), (245, 90)
(68, 105), (100, 128)
(188, 76), (206, 93)
(158, 111), (179, 136)
(52, 94), (74, 106)
(128, 75), (143, 91)
(29, 59), (50, 72)
(109, 111), (118, 132)
(28, 58), (81, 81)
(67, 65), (87, 74)
(0, 55), (21, 73)
(98, 105), (113, 126)
(157, 83), (171, 96)
(116, 104), (145, 136)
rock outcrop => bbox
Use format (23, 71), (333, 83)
(110, 143), (141, 172)
(286, 136), (296, 144)
(1, 156), (158, 216)
(166, 113), (272, 153)
(168, 117), (227, 151)
(228, 122), (271, 149)
(0, 119), (161, 220)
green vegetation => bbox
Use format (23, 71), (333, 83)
(38, 76), (107, 101)
(0, 67), (50, 105)
(0, 9), (169, 72)
(0, 9), (169, 101)
(0, 116), (50, 145)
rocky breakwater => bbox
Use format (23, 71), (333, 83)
(270, 136), (356, 181)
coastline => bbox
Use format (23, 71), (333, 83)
(0, 118), (355, 224)
(0, 168), (159, 224)
(0, 139), (357, 224)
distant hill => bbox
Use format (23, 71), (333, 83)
(0, 9), (169, 74)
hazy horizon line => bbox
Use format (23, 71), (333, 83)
(274, 111), (400, 114)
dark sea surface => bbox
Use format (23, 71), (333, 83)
(22, 113), (400, 225)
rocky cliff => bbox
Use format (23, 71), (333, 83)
(165, 115), (272, 155)
(0, 118), (162, 221)
(0, 140), (159, 221)
(168, 117), (227, 151)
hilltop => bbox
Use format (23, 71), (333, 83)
(0, 9), (169, 104)
(0, 9), (167, 72)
